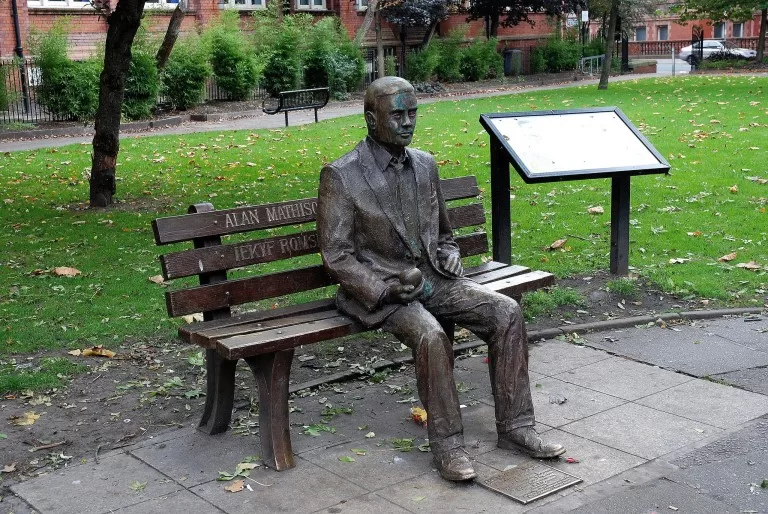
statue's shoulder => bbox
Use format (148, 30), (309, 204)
(408, 147), (437, 166)
(327, 140), (366, 172)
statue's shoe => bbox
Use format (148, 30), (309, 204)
(433, 447), (477, 481)
(498, 427), (566, 459)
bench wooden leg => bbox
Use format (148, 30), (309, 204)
(198, 349), (237, 435)
(284, 111), (289, 127)
(246, 349), (296, 471)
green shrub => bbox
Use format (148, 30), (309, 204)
(384, 55), (398, 77)
(303, 18), (365, 99)
(205, 13), (258, 100)
(532, 36), (581, 73)
(583, 37), (605, 58)
(432, 28), (465, 82)
(460, 38), (503, 81)
(161, 36), (212, 110)
(32, 22), (100, 121)
(405, 46), (439, 82)
(123, 50), (159, 120)
(0, 64), (11, 111)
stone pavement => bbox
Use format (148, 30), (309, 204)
(7, 312), (768, 513)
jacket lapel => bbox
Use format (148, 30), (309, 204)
(359, 143), (409, 245)
(411, 149), (432, 251)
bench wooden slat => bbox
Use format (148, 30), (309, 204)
(161, 203), (484, 280)
(217, 315), (362, 360)
(484, 270), (556, 297)
(463, 260), (511, 276)
(179, 298), (336, 343)
(166, 265), (333, 317)
(455, 232), (489, 258)
(441, 176), (480, 201)
(193, 309), (341, 349)
(470, 264), (530, 283)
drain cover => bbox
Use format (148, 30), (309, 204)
(478, 462), (582, 504)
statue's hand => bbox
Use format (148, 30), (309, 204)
(383, 280), (424, 305)
(438, 249), (463, 277)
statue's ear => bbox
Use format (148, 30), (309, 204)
(364, 111), (376, 130)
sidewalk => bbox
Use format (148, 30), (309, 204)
(8, 312), (768, 513)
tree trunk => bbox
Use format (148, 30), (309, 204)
(758, 7), (767, 61)
(376, 12), (385, 78)
(156, 1), (186, 71)
(354, 0), (379, 46)
(490, 13), (499, 38)
(422, 20), (437, 47)
(598, 0), (619, 90)
(399, 25), (407, 78)
(89, 0), (146, 208)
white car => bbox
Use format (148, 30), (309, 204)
(678, 40), (757, 63)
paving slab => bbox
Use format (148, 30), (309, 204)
(529, 377), (627, 428)
(130, 429), (262, 487)
(561, 402), (722, 460)
(688, 315), (768, 350)
(581, 325), (768, 376)
(635, 378), (768, 429)
(10, 453), (181, 514)
(189, 457), (367, 514)
(552, 356), (692, 401)
(567, 477), (738, 514)
(300, 437), (433, 491)
(528, 340), (612, 377)
(313, 492), (411, 513)
(711, 366), (768, 395)
(111, 490), (224, 514)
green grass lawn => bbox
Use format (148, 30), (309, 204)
(1, 75), (766, 366)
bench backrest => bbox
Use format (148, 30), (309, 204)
(278, 88), (330, 111)
(152, 176), (486, 319)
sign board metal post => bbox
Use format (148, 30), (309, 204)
(480, 107), (670, 275)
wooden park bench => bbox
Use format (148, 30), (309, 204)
(151, 175), (554, 471)
(261, 87), (330, 127)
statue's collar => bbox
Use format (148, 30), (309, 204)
(365, 137), (409, 172)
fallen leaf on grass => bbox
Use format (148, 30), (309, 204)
(53, 267), (81, 277)
(224, 480), (245, 493)
(737, 261), (762, 271)
(2, 462), (17, 473)
(687, 231), (702, 237)
(587, 206), (604, 214)
(10, 411), (40, 426)
(719, 252), (737, 262)
(729, 185), (739, 193)
(746, 176), (768, 185)
(410, 406), (428, 426)
(545, 238), (567, 251)
(669, 258), (690, 264)
(148, 275), (165, 285)
(68, 349), (82, 356)
(82, 346), (116, 358)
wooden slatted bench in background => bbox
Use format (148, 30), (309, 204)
(261, 87), (330, 127)
(151, 175), (555, 472)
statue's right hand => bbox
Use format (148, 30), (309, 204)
(383, 280), (424, 305)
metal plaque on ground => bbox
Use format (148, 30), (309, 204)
(478, 462), (582, 504)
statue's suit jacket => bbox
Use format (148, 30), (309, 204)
(317, 138), (461, 327)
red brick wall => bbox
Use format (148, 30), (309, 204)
(0, 0), (31, 58)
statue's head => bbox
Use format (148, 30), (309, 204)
(364, 77), (417, 151)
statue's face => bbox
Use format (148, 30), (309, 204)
(371, 91), (418, 149)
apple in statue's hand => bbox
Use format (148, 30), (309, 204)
(399, 268), (423, 287)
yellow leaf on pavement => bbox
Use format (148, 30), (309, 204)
(224, 480), (245, 493)
(82, 346), (116, 358)
(410, 406), (428, 426)
(11, 411), (40, 426)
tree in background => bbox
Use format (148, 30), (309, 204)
(598, 0), (619, 89)
(462, 0), (585, 39)
(673, 0), (766, 60)
(90, 0), (147, 207)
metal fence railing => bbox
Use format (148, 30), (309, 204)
(580, 54), (605, 76)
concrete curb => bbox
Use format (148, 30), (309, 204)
(0, 116), (186, 141)
(288, 307), (765, 394)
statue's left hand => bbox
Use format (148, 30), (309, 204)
(437, 249), (463, 277)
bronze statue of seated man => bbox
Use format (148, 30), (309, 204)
(317, 76), (565, 481)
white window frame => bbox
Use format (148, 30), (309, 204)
(713, 22), (726, 39)
(635, 27), (647, 41)
(356, 0), (368, 11)
(296, 0), (326, 10)
(657, 25), (668, 41)
(732, 22), (743, 38)
(219, 0), (265, 10)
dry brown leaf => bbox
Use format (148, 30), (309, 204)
(719, 252), (737, 262)
(736, 261), (762, 270)
(10, 411), (40, 426)
(148, 275), (165, 284)
(224, 480), (245, 493)
(82, 346), (116, 358)
(53, 267), (81, 277)
(546, 238), (567, 251)
(68, 349), (82, 356)
(687, 231), (702, 237)
(2, 462), (17, 473)
(410, 406), (428, 426)
(587, 206), (604, 214)
(729, 185), (738, 193)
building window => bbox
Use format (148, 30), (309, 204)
(356, 0), (368, 10)
(296, 0), (326, 10)
(28, 0), (178, 8)
(657, 25), (668, 41)
(714, 22), (725, 39)
(635, 27), (647, 41)
(219, 0), (264, 9)
(733, 22), (743, 38)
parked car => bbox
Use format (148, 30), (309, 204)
(678, 40), (757, 64)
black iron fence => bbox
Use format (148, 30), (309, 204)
(0, 57), (270, 125)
